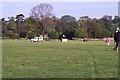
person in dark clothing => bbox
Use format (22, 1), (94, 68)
(113, 29), (120, 51)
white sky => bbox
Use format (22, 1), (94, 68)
(0, 0), (120, 20)
(0, 0), (119, 2)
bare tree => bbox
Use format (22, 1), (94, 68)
(30, 3), (53, 20)
(30, 3), (53, 38)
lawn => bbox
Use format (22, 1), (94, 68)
(2, 39), (118, 78)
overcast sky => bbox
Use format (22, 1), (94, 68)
(0, 0), (119, 2)
(1, 0), (119, 20)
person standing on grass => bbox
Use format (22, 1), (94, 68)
(105, 37), (111, 45)
(113, 27), (120, 51)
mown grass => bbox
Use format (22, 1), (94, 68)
(2, 39), (118, 78)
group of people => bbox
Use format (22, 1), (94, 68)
(104, 27), (120, 52)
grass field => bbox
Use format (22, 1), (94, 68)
(2, 39), (118, 78)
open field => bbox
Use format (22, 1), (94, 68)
(2, 39), (118, 78)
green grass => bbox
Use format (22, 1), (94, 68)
(2, 39), (118, 78)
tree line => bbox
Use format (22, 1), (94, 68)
(1, 3), (120, 39)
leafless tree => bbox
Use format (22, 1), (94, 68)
(30, 3), (53, 20)
(30, 3), (53, 37)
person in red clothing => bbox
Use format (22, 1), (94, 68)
(105, 37), (111, 45)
